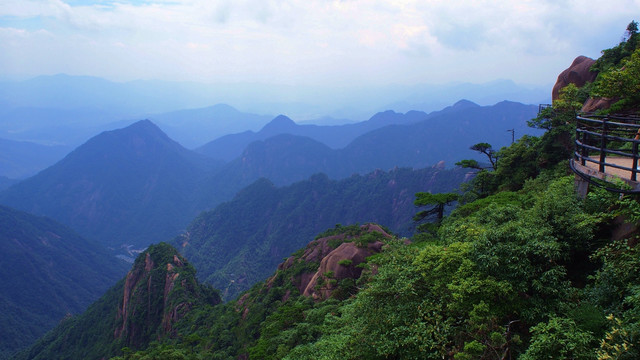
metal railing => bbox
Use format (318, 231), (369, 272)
(573, 114), (640, 183)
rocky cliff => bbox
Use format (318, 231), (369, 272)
(15, 242), (220, 360)
(114, 243), (220, 348)
(552, 55), (615, 112)
(552, 55), (598, 101)
(236, 223), (393, 316)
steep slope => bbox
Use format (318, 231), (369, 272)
(196, 110), (427, 161)
(15, 243), (220, 360)
(16, 225), (396, 360)
(0, 120), (223, 248)
(179, 166), (469, 300)
(0, 205), (128, 359)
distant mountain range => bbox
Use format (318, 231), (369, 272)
(202, 100), (542, 188)
(150, 103), (273, 148)
(0, 120), (222, 249)
(197, 99), (540, 164)
(0, 205), (128, 359)
(0, 74), (549, 119)
(0, 99), (540, 251)
(0, 101), (271, 151)
(196, 110), (428, 161)
(0, 74), (549, 148)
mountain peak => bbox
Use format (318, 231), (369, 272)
(367, 110), (403, 125)
(209, 103), (240, 115)
(126, 119), (163, 132)
(271, 114), (296, 126)
(260, 115), (297, 134)
(105, 119), (176, 148)
(115, 243), (219, 347)
(452, 99), (479, 109)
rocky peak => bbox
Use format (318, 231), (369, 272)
(114, 243), (219, 349)
(274, 223), (391, 300)
(552, 56), (598, 101)
(552, 55), (619, 112)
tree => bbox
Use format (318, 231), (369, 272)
(470, 143), (498, 170)
(413, 192), (458, 233)
(626, 20), (639, 39)
(455, 159), (482, 170)
(593, 48), (640, 112)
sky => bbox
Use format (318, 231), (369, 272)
(1, 0), (640, 87)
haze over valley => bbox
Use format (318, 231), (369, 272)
(2, 1), (640, 359)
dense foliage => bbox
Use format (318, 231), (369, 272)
(107, 173), (640, 359)
(178, 166), (468, 300)
(15, 243), (220, 360)
(14, 21), (640, 360)
(582, 20), (640, 114)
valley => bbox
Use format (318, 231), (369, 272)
(1, 7), (639, 359)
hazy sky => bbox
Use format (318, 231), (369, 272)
(1, 0), (639, 87)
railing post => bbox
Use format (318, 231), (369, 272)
(579, 117), (588, 166)
(633, 140), (639, 182)
(599, 117), (608, 173)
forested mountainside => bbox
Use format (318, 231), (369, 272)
(0, 100), (533, 250)
(14, 21), (640, 360)
(0, 120), (223, 248)
(14, 243), (220, 360)
(179, 165), (469, 300)
(0, 205), (128, 360)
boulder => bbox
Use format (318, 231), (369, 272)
(552, 56), (598, 100)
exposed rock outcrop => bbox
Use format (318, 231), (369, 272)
(552, 56), (598, 101)
(552, 55), (618, 113)
(274, 223), (391, 300)
(581, 97), (616, 113)
(114, 243), (220, 348)
(302, 240), (384, 299)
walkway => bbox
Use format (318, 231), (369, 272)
(572, 114), (640, 193)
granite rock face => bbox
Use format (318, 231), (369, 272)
(552, 56), (598, 101)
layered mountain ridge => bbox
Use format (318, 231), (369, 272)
(178, 166), (469, 300)
(0, 100), (536, 250)
(0, 120), (223, 248)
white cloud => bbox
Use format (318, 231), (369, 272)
(1, 0), (639, 85)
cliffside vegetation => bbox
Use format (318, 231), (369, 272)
(176, 166), (468, 301)
(104, 23), (640, 359)
(14, 21), (640, 360)
(14, 243), (220, 360)
(106, 172), (640, 359)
